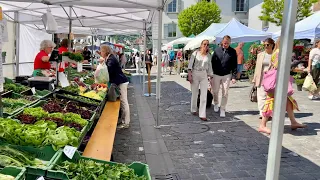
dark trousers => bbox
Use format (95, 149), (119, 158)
(312, 66), (320, 86)
(146, 63), (152, 74)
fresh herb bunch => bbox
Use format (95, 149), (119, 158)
(55, 159), (147, 180)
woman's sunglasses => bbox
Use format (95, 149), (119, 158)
(264, 44), (272, 47)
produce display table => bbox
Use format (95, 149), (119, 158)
(83, 100), (120, 161)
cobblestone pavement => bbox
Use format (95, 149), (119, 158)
(112, 85), (147, 164)
(142, 70), (320, 180)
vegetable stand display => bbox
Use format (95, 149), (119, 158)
(0, 69), (150, 180)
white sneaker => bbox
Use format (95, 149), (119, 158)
(220, 110), (226, 118)
(214, 105), (219, 112)
(308, 95), (319, 100)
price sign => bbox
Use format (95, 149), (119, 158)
(36, 176), (45, 180)
(63, 145), (77, 159)
(31, 87), (36, 95)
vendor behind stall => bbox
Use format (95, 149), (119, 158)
(33, 40), (56, 76)
(58, 39), (69, 72)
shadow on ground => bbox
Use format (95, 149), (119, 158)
(143, 80), (320, 180)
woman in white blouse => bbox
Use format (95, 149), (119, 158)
(307, 39), (320, 100)
(188, 40), (213, 121)
(252, 38), (275, 118)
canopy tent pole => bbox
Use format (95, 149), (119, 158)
(67, 6), (72, 81)
(142, 20), (146, 95)
(155, 1), (163, 128)
(14, 11), (20, 77)
(91, 35), (94, 69)
(265, 0), (298, 179)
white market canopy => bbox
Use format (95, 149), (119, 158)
(183, 35), (216, 50)
(162, 37), (193, 50)
(0, 0), (159, 35)
(214, 18), (272, 43)
(273, 11), (320, 40)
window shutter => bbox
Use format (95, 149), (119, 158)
(164, 24), (168, 38)
(244, 0), (249, 12)
(177, 0), (182, 13)
(232, 0), (236, 12)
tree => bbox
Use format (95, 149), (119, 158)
(259, 0), (318, 26)
(178, 0), (221, 37)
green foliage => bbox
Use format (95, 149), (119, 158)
(62, 52), (84, 62)
(259, 0), (318, 26)
(178, 0), (221, 37)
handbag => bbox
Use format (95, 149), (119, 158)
(250, 86), (258, 102)
(186, 51), (198, 81)
(107, 83), (121, 102)
(302, 74), (317, 93)
(262, 69), (294, 95)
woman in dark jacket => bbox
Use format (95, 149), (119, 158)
(100, 45), (130, 129)
(145, 49), (153, 74)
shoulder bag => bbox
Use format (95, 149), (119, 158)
(250, 86), (258, 102)
(186, 51), (198, 81)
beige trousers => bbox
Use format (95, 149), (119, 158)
(212, 74), (231, 110)
(119, 82), (130, 124)
(257, 86), (267, 116)
(191, 71), (208, 118)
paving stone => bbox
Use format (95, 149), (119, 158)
(123, 74), (320, 179)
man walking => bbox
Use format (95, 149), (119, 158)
(235, 42), (244, 80)
(211, 35), (237, 117)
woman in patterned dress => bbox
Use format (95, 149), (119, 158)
(258, 39), (307, 134)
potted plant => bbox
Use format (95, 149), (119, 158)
(2, 51), (6, 63)
(293, 72), (306, 91)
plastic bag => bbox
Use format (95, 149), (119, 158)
(94, 63), (109, 84)
(303, 74), (317, 93)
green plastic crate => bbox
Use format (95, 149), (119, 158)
(0, 143), (60, 176)
(47, 150), (151, 180)
(0, 167), (26, 180)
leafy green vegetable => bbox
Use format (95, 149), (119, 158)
(0, 173), (15, 180)
(63, 94), (100, 106)
(62, 85), (79, 94)
(0, 118), (81, 150)
(4, 83), (29, 93)
(23, 107), (48, 120)
(3, 98), (32, 114)
(55, 159), (147, 180)
(48, 126), (81, 151)
(63, 113), (88, 127)
(0, 146), (45, 168)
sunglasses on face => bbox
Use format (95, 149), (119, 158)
(264, 44), (272, 47)
(203, 43), (209, 46)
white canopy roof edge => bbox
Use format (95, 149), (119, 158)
(272, 11), (320, 40)
(0, 0), (157, 35)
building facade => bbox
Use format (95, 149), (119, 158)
(152, 0), (263, 51)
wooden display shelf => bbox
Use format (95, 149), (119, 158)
(83, 100), (120, 161)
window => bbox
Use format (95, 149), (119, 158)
(236, 0), (245, 11)
(168, 24), (177, 37)
(168, 0), (177, 13)
(233, 0), (248, 12)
